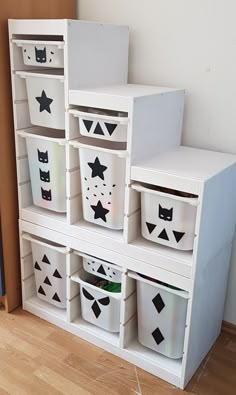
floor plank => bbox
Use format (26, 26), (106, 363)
(0, 307), (235, 395)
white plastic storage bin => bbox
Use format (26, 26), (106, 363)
(132, 184), (198, 250)
(24, 234), (67, 309)
(130, 272), (188, 359)
(19, 129), (66, 212)
(75, 251), (122, 282)
(70, 107), (128, 142)
(77, 271), (121, 332)
(18, 71), (65, 129)
(72, 139), (127, 229)
(13, 40), (64, 68)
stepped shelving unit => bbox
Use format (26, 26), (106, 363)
(9, 20), (236, 390)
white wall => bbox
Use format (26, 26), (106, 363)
(78, 0), (236, 325)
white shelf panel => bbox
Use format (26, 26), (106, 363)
(21, 205), (67, 223)
(73, 219), (124, 242)
(24, 296), (67, 321)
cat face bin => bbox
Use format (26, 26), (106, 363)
(132, 184), (198, 250)
(13, 40), (64, 68)
(19, 129), (66, 212)
(18, 71), (65, 129)
(129, 272), (188, 359)
(77, 271), (121, 332)
(71, 139), (127, 229)
(24, 234), (67, 309)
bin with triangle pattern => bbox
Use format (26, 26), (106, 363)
(29, 235), (67, 308)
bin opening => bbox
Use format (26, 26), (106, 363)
(75, 105), (128, 119)
(138, 273), (182, 291)
(140, 183), (198, 199)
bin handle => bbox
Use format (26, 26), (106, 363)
(69, 109), (129, 125)
(22, 233), (69, 254)
(70, 140), (128, 159)
(12, 39), (64, 49)
(17, 130), (66, 145)
(73, 250), (122, 272)
(128, 271), (189, 299)
(131, 183), (199, 206)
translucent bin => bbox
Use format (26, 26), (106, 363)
(19, 129), (66, 212)
(25, 234), (67, 309)
(132, 184), (198, 250)
(72, 139), (127, 229)
(130, 272), (188, 359)
(13, 39), (64, 68)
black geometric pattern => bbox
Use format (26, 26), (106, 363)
(93, 123), (104, 136)
(44, 276), (52, 286)
(152, 327), (165, 345)
(53, 269), (62, 279)
(158, 229), (169, 241)
(82, 287), (94, 301)
(36, 90), (53, 113)
(42, 254), (50, 264)
(98, 296), (110, 306)
(38, 285), (46, 296)
(97, 264), (106, 276)
(34, 261), (41, 271)
(152, 293), (165, 313)
(91, 300), (101, 318)
(52, 293), (61, 303)
(104, 123), (117, 136)
(173, 231), (185, 243)
(91, 200), (109, 222)
(146, 222), (156, 234)
(83, 119), (93, 132)
(88, 157), (107, 180)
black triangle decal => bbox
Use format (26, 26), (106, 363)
(104, 122), (117, 136)
(173, 231), (185, 243)
(158, 229), (169, 241)
(97, 264), (106, 276)
(44, 276), (52, 286)
(83, 119), (93, 132)
(52, 293), (61, 303)
(42, 254), (50, 264)
(34, 261), (41, 271)
(146, 222), (156, 234)
(53, 269), (62, 279)
(38, 286), (46, 296)
(93, 123), (104, 135)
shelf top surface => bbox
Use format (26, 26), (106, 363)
(132, 146), (236, 183)
(69, 84), (183, 101)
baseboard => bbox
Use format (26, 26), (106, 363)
(222, 320), (236, 336)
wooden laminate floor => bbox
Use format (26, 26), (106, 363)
(0, 307), (235, 395)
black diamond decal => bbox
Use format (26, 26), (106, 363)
(52, 293), (61, 303)
(91, 300), (101, 318)
(42, 254), (50, 264)
(53, 269), (62, 279)
(34, 261), (41, 271)
(104, 122), (117, 136)
(83, 119), (93, 132)
(44, 276), (52, 286)
(93, 123), (104, 135)
(97, 264), (106, 276)
(146, 222), (156, 234)
(173, 231), (185, 243)
(158, 229), (169, 241)
(152, 293), (165, 313)
(38, 286), (46, 296)
(152, 327), (165, 345)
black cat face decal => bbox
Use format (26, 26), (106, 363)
(35, 47), (46, 63)
(158, 205), (173, 221)
(82, 287), (110, 318)
(38, 149), (48, 163)
(41, 188), (52, 201)
(39, 169), (50, 183)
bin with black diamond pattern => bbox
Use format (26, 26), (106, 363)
(29, 235), (67, 308)
(132, 183), (198, 250)
(19, 71), (65, 129)
(131, 272), (188, 359)
(72, 139), (127, 229)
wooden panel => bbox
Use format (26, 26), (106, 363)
(0, 1), (76, 312)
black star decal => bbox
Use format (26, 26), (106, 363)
(91, 200), (109, 222)
(88, 157), (107, 180)
(36, 90), (53, 113)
